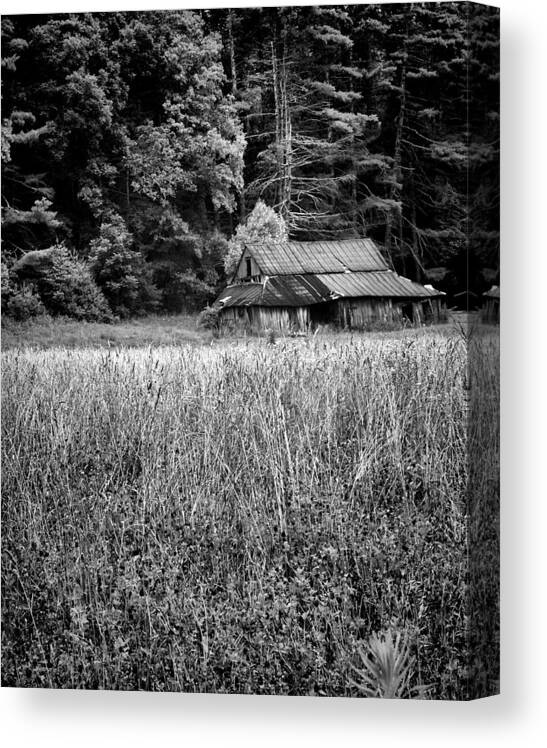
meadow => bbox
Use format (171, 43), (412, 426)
(1, 323), (499, 698)
(0, 313), (206, 351)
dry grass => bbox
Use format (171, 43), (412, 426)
(1, 314), (207, 350)
(1, 328), (499, 697)
(0, 310), (478, 352)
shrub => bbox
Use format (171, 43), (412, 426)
(265, 328), (277, 345)
(6, 285), (46, 321)
(163, 270), (216, 313)
(197, 304), (221, 333)
(1, 262), (45, 321)
(89, 216), (160, 317)
(35, 245), (112, 321)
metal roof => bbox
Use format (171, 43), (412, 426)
(244, 238), (388, 275)
(483, 285), (500, 298)
(216, 275), (332, 308)
(317, 271), (443, 299)
(216, 284), (265, 308)
(267, 274), (332, 305)
(216, 271), (442, 308)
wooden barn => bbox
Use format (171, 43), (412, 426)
(215, 239), (446, 333)
(481, 285), (500, 323)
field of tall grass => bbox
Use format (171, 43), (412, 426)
(1, 329), (499, 698)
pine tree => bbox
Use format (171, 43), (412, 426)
(241, 6), (389, 238)
(1, 20), (60, 257)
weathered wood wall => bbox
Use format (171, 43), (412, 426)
(220, 305), (310, 332)
(332, 297), (447, 328)
(256, 307), (310, 331)
(233, 249), (262, 282)
(423, 298), (448, 323)
(219, 296), (447, 333)
(411, 302), (424, 325)
(336, 298), (397, 328)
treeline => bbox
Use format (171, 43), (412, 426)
(1, 3), (499, 321)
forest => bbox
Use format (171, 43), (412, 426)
(1, 3), (499, 321)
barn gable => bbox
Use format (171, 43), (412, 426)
(232, 246), (264, 282)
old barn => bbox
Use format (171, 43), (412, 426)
(215, 239), (446, 332)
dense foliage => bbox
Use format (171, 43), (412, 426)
(1, 331), (499, 697)
(2, 3), (499, 318)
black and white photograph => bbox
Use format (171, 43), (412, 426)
(1, 1), (499, 702)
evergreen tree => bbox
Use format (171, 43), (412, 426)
(1, 20), (61, 258)
(240, 6), (389, 237)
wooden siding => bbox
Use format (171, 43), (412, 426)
(425, 297), (448, 323)
(219, 305), (310, 332)
(234, 249), (263, 282)
(219, 296), (446, 333)
(257, 307), (310, 331)
(336, 298), (395, 328)
(334, 298), (446, 328)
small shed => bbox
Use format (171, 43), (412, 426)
(481, 285), (500, 323)
(215, 238), (446, 333)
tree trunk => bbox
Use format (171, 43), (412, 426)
(410, 175), (422, 280)
(280, 38), (292, 226)
(271, 13), (292, 226)
(348, 49), (359, 234)
(227, 10), (237, 95)
(385, 10), (409, 265)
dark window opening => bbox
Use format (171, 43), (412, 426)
(246, 258), (252, 277)
(310, 302), (336, 327)
(401, 303), (413, 323)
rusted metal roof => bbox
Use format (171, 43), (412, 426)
(317, 271), (443, 299)
(216, 284), (265, 308)
(245, 238), (388, 275)
(267, 274), (331, 305)
(216, 271), (441, 308)
(216, 275), (332, 308)
(483, 285), (500, 298)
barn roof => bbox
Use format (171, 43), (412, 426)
(316, 271), (444, 299)
(216, 271), (442, 308)
(483, 285), (500, 298)
(244, 238), (388, 276)
(216, 275), (332, 308)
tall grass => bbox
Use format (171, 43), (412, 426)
(1, 331), (499, 697)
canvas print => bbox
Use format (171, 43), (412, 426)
(1, 2), (499, 699)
